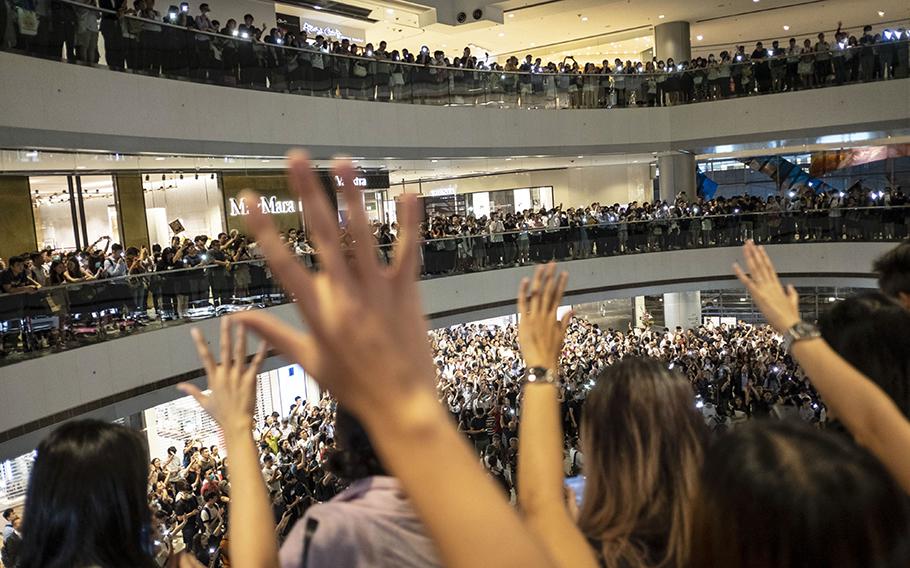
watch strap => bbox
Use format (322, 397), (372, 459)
(524, 366), (556, 385)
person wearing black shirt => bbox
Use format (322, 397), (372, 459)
(0, 256), (36, 294)
(98, 0), (127, 69)
(751, 41), (771, 93)
(206, 240), (232, 307)
(174, 480), (201, 555)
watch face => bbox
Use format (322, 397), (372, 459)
(792, 322), (819, 339)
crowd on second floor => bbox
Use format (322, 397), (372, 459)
(0, 184), (905, 357)
(1, 0), (907, 107)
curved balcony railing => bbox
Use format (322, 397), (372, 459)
(0, 205), (906, 365)
(3, 0), (909, 109)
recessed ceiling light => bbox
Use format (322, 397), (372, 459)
(498, 32), (505, 37)
(878, 10), (885, 17)
(508, 13), (514, 18)
(314, 5), (321, 9)
(658, 14), (665, 19)
(76, 165), (86, 169)
(431, 159), (438, 163)
(581, 16), (588, 21)
(577, 155), (584, 159)
(154, 157), (166, 161)
(505, 158), (513, 161)
(386, 8), (393, 14)
(783, 25), (790, 31)
(530, 42), (536, 46)
(696, 34), (703, 40)
(752, 0), (759, 3)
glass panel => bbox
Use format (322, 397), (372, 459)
(31, 176), (77, 251)
(144, 174), (225, 247)
(79, 175), (119, 246)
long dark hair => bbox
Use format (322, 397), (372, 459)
(819, 292), (910, 416)
(18, 419), (157, 568)
(690, 420), (910, 568)
(324, 407), (386, 482)
(578, 357), (708, 568)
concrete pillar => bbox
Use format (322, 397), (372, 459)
(657, 153), (696, 203)
(654, 21), (691, 62)
(633, 296), (646, 328)
(0, 176), (38, 259)
(663, 291), (702, 330)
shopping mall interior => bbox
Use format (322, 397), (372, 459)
(1, 0), (909, 565)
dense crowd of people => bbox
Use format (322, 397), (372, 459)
(0, 185), (905, 356)
(93, 317), (820, 567)
(4, 155), (910, 568)
(2, 0), (908, 106)
(420, 186), (909, 272)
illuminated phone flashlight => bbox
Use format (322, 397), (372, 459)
(232, 29), (239, 37)
(241, 31), (249, 39)
(366, 49), (373, 56)
(736, 54), (743, 61)
(275, 37), (283, 44)
(768, 49), (774, 56)
(168, 11), (177, 20)
(884, 30), (893, 40)
(200, 254), (208, 261)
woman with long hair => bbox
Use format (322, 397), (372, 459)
(17, 420), (171, 568)
(18, 318), (274, 568)
(514, 264), (707, 568)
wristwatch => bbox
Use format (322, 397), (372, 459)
(781, 321), (821, 352)
(524, 366), (556, 386)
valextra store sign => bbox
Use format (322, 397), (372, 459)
(229, 195), (301, 217)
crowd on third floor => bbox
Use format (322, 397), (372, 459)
(1, 1), (908, 106)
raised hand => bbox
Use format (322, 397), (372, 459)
(517, 263), (572, 369)
(179, 319), (267, 432)
(733, 240), (801, 333)
(227, 151), (559, 568)
(230, 152), (436, 424)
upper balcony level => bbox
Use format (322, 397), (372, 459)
(0, 2), (908, 158)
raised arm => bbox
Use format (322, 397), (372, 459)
(231, 152), (556, 568)
(516, 264), (599, 568)
(178, 319), (276, 568)
(734, 240), (910, 493)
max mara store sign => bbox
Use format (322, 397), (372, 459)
(227, 171), (390, 217)
(229, 195), (299, 217)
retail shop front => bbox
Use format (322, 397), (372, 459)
(419, 185), (555, 219)
(2, 166), (390, 259)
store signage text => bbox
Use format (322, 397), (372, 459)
(334, 175), (368, 188)
(229, 195), (300, 217)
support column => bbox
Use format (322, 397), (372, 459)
(657, 153), (696, 203)
(0, 176), (38, 259)
(654, 21), (691, 62)
(633, 296), (646, 328)
(114, 174), (150, 249)
(663, 291), (702, 330)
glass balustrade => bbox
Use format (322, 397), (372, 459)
(2, 0), (909, 109)
(0, 205), (906, 365)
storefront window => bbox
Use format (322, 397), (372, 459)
(80, 175), (119, 246)
(31, 175), (119, 250)
(337, 189), (389, 224)
(423, 186), (554, 219)
(144, 174), (225, 247)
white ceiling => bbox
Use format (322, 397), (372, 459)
(298, 0), (910, 63)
